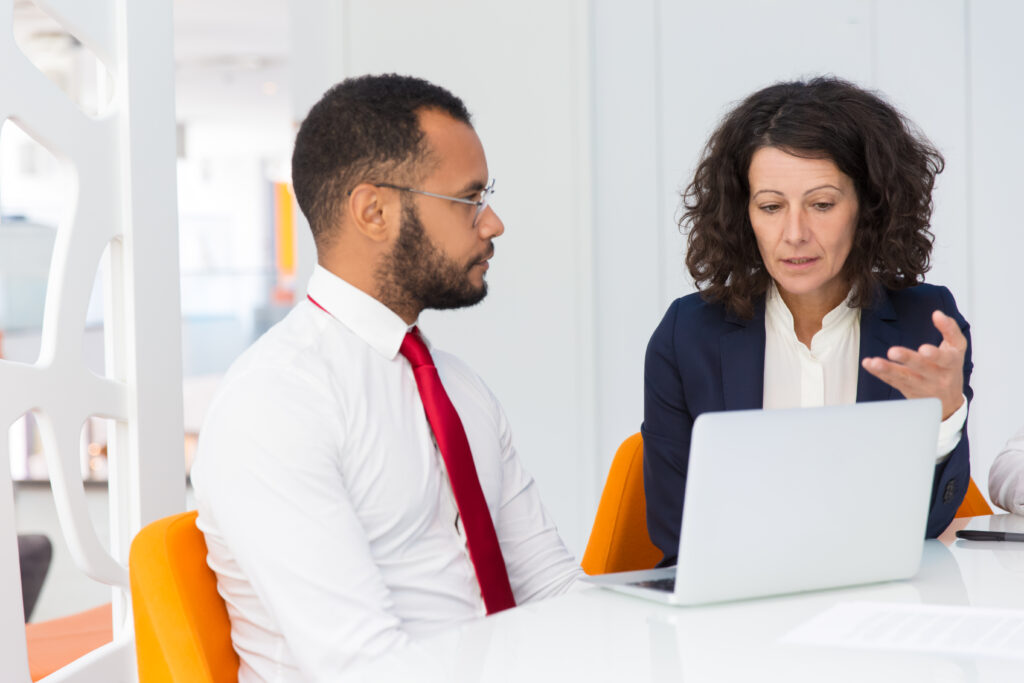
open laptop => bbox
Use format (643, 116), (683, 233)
(585, 398), (941, 605)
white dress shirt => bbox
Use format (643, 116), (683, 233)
(989, 426), (1024, 515)
(190, 265), (581, 682)
(762, 283), (966, 458)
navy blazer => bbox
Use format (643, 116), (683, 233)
(642, 284), (973, 564)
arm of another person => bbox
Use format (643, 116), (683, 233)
(194, 368), (408, 679)
(488, 389), (582, 603)
(863, 286), (973, 537)
(642, 301), (693, 564)
(990, 426), (1024, 515)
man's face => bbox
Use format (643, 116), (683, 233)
(376, 109), (504, 316)
(379, 201), (494, 312)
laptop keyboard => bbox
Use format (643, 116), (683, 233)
(632, 577), (676, 592)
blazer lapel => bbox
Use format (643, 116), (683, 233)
(721, 298), (766, 410)
(857, 287), (900, 403)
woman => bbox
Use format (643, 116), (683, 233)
(643, 76), (972, 563)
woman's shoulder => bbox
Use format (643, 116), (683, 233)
(667, 290), (728, 315)
(883, 282), (963, 316)
(652, 291), (737, 344)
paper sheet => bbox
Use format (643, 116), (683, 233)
(782, 601), (1024, 659)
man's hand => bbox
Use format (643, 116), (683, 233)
(861, 310), (967, 420)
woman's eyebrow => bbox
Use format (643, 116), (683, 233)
(803, 184), (843, 196)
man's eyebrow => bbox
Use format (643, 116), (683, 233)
(455, 179), (487, 195)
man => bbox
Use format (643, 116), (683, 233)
(190, 74), (581, 681)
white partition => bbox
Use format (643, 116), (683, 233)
(0, 0), (183, 680)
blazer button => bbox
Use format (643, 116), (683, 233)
(943, 480), (956, 504)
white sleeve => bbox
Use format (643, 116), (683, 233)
(989, 425), (1024, 516)
(935, 393), (968, 462)
(488, 394), (583, 603)
(193, 368), (408, 680)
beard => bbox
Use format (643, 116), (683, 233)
(376, 203), (490, 316)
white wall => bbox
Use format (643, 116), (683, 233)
(967, 1), (1024, 504)
(593, 0), (1023, 511)
(284, 0), (1023, 556)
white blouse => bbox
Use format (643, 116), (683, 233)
(762, 283), (966, 459)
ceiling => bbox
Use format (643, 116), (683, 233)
(11, 0), (293, 126)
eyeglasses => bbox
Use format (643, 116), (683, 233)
(375, 178), (495, 226)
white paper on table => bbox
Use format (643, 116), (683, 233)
(781, 601), (1024, 659)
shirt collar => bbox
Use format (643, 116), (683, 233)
(306, 265), (422, 360)
(765, 281), (859, 346)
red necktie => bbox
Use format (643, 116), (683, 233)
(400, 327), (516, 615)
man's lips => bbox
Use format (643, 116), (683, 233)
(474, 246), (495, 266)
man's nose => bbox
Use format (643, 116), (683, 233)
(477, 206), (504, 239)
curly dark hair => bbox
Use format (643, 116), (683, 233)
(682, 76), (945, 318)
(291, 74), (471, 250)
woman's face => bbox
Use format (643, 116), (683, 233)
(747, 146), (859, 310)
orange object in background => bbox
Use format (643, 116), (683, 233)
(272, 182), (296, 306)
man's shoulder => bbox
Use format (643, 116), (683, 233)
(208, 306), (338, 415)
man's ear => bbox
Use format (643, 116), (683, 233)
(347, 183), (398, 243)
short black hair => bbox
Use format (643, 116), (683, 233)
(683, 76), (944, 318)
(291, 74), (472, 249)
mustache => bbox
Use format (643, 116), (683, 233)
(473, 244), (495, 265)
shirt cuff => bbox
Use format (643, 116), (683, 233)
(935, 393), (968, 462)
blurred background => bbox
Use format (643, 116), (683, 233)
(5, 0), (1023, 622)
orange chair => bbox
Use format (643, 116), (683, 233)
(954, 477), (992, 518)
(581, 433), (662, 575)
(129, 510), (238, 682)
(582, 432), (990, 575)
(25, 603), (113, 681)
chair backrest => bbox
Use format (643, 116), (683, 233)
(129, 511), (238, 683)
(955, 478), (993, 518)
(582, 433), (662, 575)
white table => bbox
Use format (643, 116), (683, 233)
(349, 514), (1024, 682)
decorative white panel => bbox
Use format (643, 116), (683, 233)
(0, 1), (183, 681)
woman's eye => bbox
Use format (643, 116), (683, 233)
(812, 202), (834, 211)
(759, 204), (781, 213)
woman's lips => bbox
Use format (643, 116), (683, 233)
(781, 257), (819, 269)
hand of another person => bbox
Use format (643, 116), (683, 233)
(862, 310), (967, 420)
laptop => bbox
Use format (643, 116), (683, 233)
(585, 398), (941, 605)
